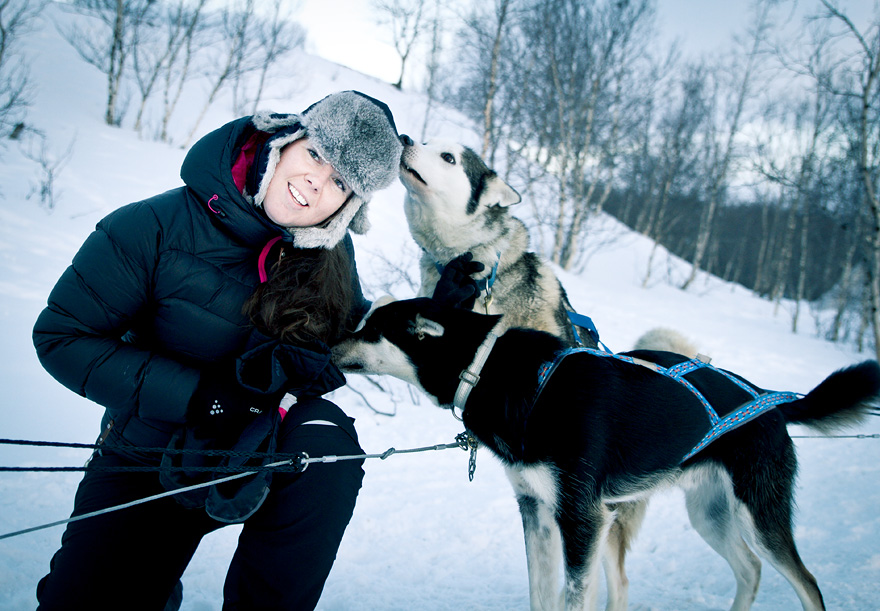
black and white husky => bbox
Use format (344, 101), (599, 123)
(332, 298), (880, 611)
(398, 136), (589, 346)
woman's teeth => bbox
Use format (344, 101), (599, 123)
(288, 184), (308, 207)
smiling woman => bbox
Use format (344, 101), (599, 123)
(31, 90), (403, 611)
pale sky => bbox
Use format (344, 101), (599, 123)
(294, 0), (874, 86)
(297, 0), (401, 83)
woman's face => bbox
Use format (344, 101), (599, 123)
(262, 138), (350, 228)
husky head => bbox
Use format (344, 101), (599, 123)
(398, 137), (521, 255)
(332, 297), (501, 406)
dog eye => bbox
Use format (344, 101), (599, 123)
(441, 152), (455, 165)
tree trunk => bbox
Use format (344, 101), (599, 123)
(681, 0), (771, 290)
(482, 0), (510, 160)
(105, 0), (125, 126)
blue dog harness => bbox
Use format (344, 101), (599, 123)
(566, 311), (607, 350)
(535, 348), (802, 463)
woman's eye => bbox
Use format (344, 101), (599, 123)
(308, 149), (320, 161)
(334, 178), (347, 192)
(441, 152), (455, 164)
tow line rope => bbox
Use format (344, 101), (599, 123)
(0, 432), (478, 541)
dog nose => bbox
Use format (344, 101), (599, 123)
(399, 134), (414, 146)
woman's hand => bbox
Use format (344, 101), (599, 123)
(187, 361), (281, 439)
(432, 252), (485, 309)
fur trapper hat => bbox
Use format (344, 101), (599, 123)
(248, 91), (402, 249)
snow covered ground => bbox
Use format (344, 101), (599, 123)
(0, 6), (877, 610)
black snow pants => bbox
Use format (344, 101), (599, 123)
(35, 398), (365, 611)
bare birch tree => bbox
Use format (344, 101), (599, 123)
(639, 64), (710, 286)
(247, 0), (305, 115)
(449, 0), (531, 167)
(479, 0), (514, 158)
(680, 0), (776, 290)
(373, 0), (426, 90)
(183, 0), (255, 148)
(160, 1), (208, 143)
(0, 0), (46, 138)
(60, 0), (159, 126)
(418, 0), (444, 141)
(517, 0), (653, 270)
(754, 82), (832, 331)
(131, 0), (209, 136)
(811, 0), (880, 358)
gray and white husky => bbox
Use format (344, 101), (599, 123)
(398, 135), (592, 346)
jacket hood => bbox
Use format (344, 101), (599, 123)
(180, 116), (282, 248)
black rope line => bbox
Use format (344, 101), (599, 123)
(0, 463), (306, 473)
(791, 433), (880, 439)
(0, 438), (284, 459)
(0, 434), (475, 541)
(0, 436), (474, 474)
(0, 430), (877, 474)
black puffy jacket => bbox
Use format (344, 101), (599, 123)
(33, 116), (369, 449)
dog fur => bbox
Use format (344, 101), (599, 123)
(332, 298), (880, 610)
(399, 137), (589, 346)
(633, 326), (699, 357)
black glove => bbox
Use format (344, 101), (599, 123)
(432, 252), (485, 309)
(187, 360), (283, 439)
(237, 331), (346, 399)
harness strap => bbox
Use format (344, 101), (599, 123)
(535, 347), (802, 463)
(680, 391), (801, 462)
(566, 310), (608, 350)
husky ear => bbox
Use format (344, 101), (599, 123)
(411, 314), (446, 339)
(480, 174), (521, 208)
(355, 295), (396, 332)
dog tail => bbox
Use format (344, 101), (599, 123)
(779, 360), (880, 433)
(632, 327), (698, 358)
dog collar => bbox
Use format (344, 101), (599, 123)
(452, 331), (499, 412)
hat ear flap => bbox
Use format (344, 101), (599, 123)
(285, 195), (368, 249)
(479, 174), (521, 208)
(249, 126), (306, 206)
(347, 199), (370, 235)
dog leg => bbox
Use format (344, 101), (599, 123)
(753, 534), (824, 611)
(518, 494), (564, 611)
(730, 445), (826, 611)
(683, 469), (762, 611)
(602, 500), (647, 611)
(559, 501), (613, 611)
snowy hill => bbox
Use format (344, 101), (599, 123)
(0, 5), (877, 610)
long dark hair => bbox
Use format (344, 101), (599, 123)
(244, 243), (353, 345)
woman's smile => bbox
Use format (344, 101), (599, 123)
(288, 183), (309, 207)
